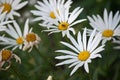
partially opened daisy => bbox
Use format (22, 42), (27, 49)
(87, 9), (120, 43)
(0, 7), (12, 31)
(23, 19), (41, 52)
(55, 28), (105, 76)
(43, 5), (86, 38)
(31, 0), (72, 25)
(0, 49), (21, 70)
(0, 0), (28, 20)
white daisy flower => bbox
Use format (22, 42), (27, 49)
(0, 7), (13, 31)
(0, 19), (41, 52)
(23, 19), (41, 52)
(55, 28), (104, 76)
(113, 37), (120, 49)
(87, 9), (120, 44)
(31, 0), (72, 25)
(0, 49), (21, 71)
(0, 0), (28, 20)
(42, 5), (86, 38)
(0, 20), (24, 50)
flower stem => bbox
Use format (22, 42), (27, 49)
(34, 47), (55, 68)
(11, 65), (26, 80)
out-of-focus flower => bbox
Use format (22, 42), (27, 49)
(42, 5), (86, 38)
(0, 0), (28, 20)
(0, 7), (13, 31)
(23, 19), (41, 52)
(0, 49), (21, 70)
(47, 75), (52, 80)
(18, 11), (32, 23)
(55, 28), (104, 76)
(31, 0), (72, 26)
(0, 20), (24, 50)
(28, 0), (37, 6)
(87, 9), (120, 44)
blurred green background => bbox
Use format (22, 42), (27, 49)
(0, 0), (120, 80)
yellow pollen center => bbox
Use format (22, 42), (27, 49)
(102, 29), (114, 37)
(26, 33), (36, 42)
(58, 22), (69, 30)
(78, 51), (90, 61)
(49, 11), (56, 19)
(16, 37), (24, 44)
(0, 3), (11, 13)
(2, 50), (12, 61)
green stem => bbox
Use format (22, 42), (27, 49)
(34, 47), (55, 67)
(11, 65), (26, 80)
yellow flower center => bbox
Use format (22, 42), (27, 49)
(26, 33), (36, 42)
(58, 22), (69, 30)
(16, 37), (24, 44)
(49, 11), (56, 19)
(78, 51), (90, 61)
(0, 3), (12, 13)
(2, 50), (12, 61)
(102, 29), (114, 37)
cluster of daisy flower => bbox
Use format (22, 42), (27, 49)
(31, 0), (120, 76)
(0, 0), (120, 77)
(0, 0), (41, 71)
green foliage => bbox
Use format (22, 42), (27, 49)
(0, 0), (120, 80)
